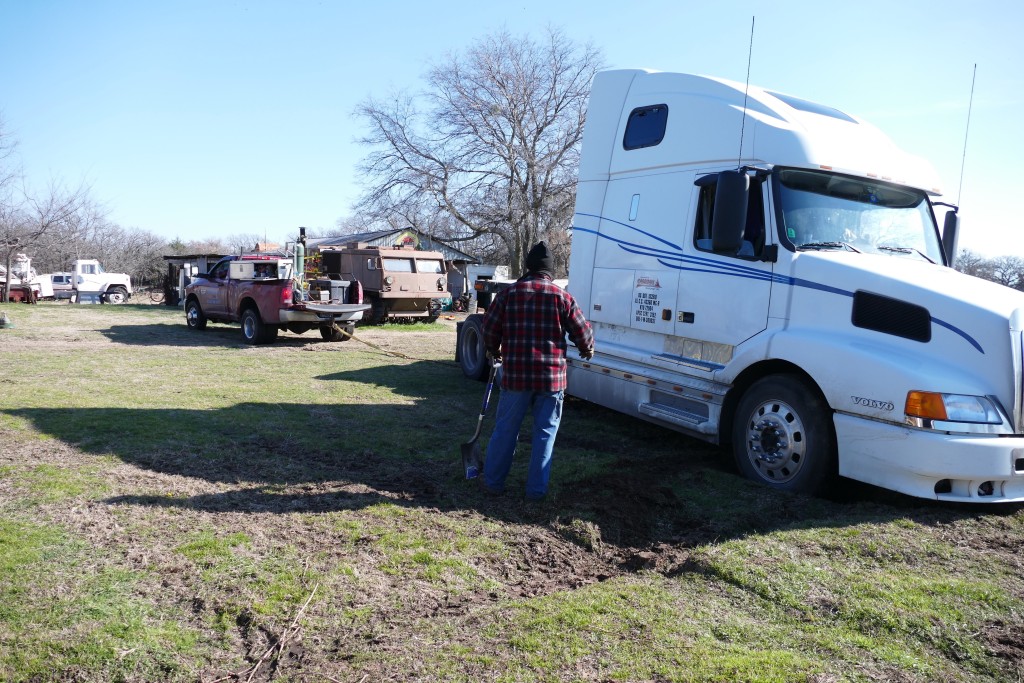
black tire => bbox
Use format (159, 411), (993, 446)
(185, 299), (207, 330)
(458, 314), (488, 381)
(240, 308), (266, 345)
(423, 298), (442, 323)
(104, 286), (129, 305)
(359, 295), (387, 326)
(320, 324), (353, 342)
(731, 375), (836, 495)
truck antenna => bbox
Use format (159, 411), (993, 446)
(955, 63), (977, 207)
(737, 16), (755, 168)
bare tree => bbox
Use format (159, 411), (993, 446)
(987, 255), (1024, 291)
(953, 249), (989, 279)
(1, 180), (90, 300)
(355, 28), (603, 276)
(32, 198), (109, 274)
(224, 232), (263, 254)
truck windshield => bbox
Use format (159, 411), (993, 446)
(382, 258), (414, 272)
(775, 168), (943, 263)
(415, 259), (444, 274)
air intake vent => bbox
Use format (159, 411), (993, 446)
(851, 291), (931, 343)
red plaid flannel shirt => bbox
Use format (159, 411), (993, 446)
(482, 274), (594, 392)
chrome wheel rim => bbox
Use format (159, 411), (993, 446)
(743, 398), (806, 483)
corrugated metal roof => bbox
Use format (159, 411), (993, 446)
(306, 228), (478, 263)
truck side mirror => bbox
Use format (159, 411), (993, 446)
(711, 170), (749, 254)
(941, 210), (960, 267)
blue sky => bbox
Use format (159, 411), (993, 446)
(2, 0), (1021, 257)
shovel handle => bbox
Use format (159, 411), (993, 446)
(480, 362), (500, 414)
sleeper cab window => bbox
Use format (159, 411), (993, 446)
(693, 176), (766, 259)
(623, 104), (668, 150)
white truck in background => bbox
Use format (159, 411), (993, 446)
(460, 68), (1024, 503)
(71, 259), (133, 304)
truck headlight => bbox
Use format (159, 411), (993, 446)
(905, 391), (1002, 424)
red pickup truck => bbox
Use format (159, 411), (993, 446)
(183, 255), (370, 344)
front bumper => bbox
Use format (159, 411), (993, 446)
(835, 413), (1024, 502)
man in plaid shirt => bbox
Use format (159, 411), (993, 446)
(481, 241), (594, 500)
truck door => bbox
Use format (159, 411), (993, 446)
(204, 259), (232, 316)
(675, 173), (772, 348)
(587, 171), (688, 339)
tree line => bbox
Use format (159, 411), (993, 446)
(3, 28), (1021, 297)
(953, 250), (1024, 291)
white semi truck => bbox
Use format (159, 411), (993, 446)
(565, 69), (1024, 503)
(459, 68), (1024, 503)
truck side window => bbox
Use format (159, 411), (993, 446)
(693, 177), (766, 258)
(212, 261), (229, 279)
(623, 104), (668, 150)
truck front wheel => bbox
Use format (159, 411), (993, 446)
(731, 375), (836, 495)
(104, 286), (129, 304)
(241, 308), (267, 345)
(185, 299), (207, 330)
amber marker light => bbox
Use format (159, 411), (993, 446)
(905, 391), (948, 420)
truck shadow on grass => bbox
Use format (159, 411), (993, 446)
(102, 322), (352, 348)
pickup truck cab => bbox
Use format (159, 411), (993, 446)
(184, 255), (370, 344)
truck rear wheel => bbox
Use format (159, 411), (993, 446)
(731, 374), (836, 495)
(241, 308), (267, 345)
(458, 314), (488, 381)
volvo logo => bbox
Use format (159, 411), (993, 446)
(852, 396), (895, 411)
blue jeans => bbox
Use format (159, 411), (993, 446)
(483, 389), (564, 499)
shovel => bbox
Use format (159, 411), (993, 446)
(461, 361), (501, 479)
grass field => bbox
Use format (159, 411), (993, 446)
(1, 301), (1023, 682)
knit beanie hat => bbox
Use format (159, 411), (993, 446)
(525, 241), (554, 275)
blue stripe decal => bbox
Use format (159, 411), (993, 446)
(932, 318), (984, 353)
(573, 213), (985, 355)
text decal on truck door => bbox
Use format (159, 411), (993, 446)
(633, 276), (662, 326)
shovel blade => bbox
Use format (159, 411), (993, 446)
(460, 440), (482, 479)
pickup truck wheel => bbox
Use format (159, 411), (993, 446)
(241, 308), (266, 345)
(185, 299), (207, 330)
(104, 286), (128, 305)
(458, 314), (488, 381)
(731, 375), (836, 495)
